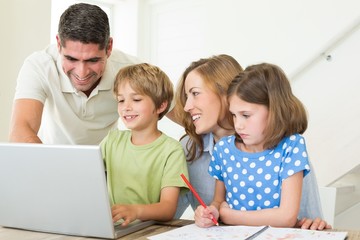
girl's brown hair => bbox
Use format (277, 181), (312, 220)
(227, 63), (308, 149)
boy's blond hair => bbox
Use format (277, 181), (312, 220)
(113, 63), (173, 120)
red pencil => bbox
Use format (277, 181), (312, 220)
(180, 173), (219, 226)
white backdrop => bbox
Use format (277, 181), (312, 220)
(138, 0), (360, 186)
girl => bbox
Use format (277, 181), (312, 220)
(194, 63), (313, 227)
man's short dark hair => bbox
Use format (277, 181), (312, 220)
(58, 3), (110, 50)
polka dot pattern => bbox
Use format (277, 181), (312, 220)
(209, 134), (310, 211)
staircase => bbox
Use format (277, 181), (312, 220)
(330, 165), (360, 229)
(292, 17), (360, 229)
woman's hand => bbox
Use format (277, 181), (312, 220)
(296, 217), (332, 230)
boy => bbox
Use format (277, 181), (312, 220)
(101, 63), (189, 226)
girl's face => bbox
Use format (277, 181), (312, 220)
(183, 70), (225, 136)
(229, 95), (269, 152)
(116, 82), (159, 131)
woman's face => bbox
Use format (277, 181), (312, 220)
(183, 70), (225, 135)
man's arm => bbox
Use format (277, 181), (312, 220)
(9, 99), (44, 143)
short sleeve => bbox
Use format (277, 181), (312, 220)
(208, 138), (228, 182)
(279, 134), (310, 181)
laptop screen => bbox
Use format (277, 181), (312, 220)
(0, 143), (116, 238)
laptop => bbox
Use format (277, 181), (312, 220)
(0, 143), (155, 239)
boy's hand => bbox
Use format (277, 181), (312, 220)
(111, 204), (138, 226)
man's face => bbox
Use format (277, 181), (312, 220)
(56, 36), (112, 96)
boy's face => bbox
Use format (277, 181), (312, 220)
(116, 82), (160, 131)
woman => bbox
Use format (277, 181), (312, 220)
(173, 54), (330, 230)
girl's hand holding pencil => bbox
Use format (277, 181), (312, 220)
(180, 174), (219, 227)
(194, 204), (220, 228)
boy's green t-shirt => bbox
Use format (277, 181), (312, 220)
(101, 130), (189, 205)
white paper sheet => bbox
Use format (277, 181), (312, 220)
(147, 224), (347, 240)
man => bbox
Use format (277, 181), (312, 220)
(9, 3), (140, 144)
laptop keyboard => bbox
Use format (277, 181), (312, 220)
(114, 219), (142, 229)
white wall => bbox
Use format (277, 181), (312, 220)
(138, 0), (360, 185)
(0, 0), (51, 141)
(292, 26), (360, 186)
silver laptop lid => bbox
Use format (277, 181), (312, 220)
(0, 143), (115, 239)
